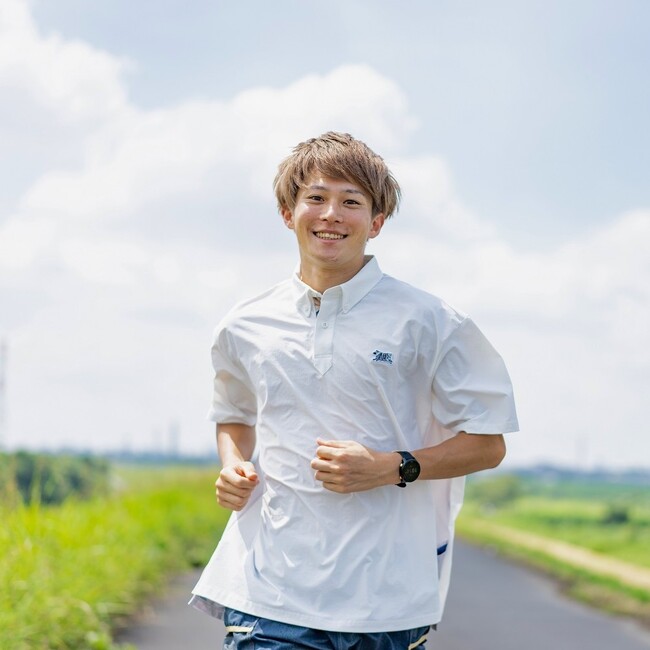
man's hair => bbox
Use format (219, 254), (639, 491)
(273, 132), (401, 218)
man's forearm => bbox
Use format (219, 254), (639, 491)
(215, 422), (259, 511)
(217, 422), (256, 466)
(412, 432), (506, 481)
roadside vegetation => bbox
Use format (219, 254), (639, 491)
(459, 470), (650, 626)
(1, 456), (228, 650)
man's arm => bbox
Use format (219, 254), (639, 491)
(311, 432), (505, 494)
(215, 422), (259, 510)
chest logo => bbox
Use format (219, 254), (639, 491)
(372, 350), (394, 365)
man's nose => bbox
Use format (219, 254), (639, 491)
(321, 201), (342, 221)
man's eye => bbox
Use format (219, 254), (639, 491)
(307, 195), (323, 201)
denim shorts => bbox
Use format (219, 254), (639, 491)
(223, 607), (430, 650)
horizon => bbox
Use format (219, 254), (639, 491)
(5, 444), (650, 479)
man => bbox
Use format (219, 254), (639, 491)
(191, 132), (519, 649)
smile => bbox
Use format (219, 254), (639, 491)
(314, 232), (346, 240)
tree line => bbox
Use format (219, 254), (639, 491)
(0, 451), (109, 505)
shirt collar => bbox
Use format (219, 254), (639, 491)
(292, 256), (384, 315)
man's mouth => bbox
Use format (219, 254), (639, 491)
(314, 232), (346, 240)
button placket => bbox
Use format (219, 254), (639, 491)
(313, 291), (339, 375)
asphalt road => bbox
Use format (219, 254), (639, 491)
(116, 540), (650, 649)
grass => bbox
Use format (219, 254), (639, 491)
(459, 473), (650, 626)
(0, 464), (230, 650)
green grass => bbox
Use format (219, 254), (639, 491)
(459, 473), (650, 624)
(0, 464), (230, 650)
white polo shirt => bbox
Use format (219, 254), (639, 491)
(191, 256), (518, 632)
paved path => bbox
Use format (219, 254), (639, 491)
(435, 541), (650, 650)
(115, 571), (224, 648)
(116, 540), (650, 649)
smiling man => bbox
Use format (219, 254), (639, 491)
(190, 132), (519, 649)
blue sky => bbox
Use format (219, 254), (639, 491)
(0, 0), (648, 467)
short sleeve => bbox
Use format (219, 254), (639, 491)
(431, 317), (519, 434)
(207, 325), (257, 426)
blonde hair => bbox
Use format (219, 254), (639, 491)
(273, 132), (401, 218)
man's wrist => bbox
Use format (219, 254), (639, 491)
(220, 456), (249, 469)
(372, 451), (402, 487)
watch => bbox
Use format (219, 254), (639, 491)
(395, 451), (420, 488)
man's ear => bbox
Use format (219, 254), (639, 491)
(368, 213), (385, 240)
(281, 207), (294, 230)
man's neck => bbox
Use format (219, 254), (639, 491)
(298, 257), (370, 293)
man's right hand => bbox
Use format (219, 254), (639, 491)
(215, 461), (259, 511)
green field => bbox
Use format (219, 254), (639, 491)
(4, 460), (650, 647)
(459, 471), (650, 623)
(1, 463), (229, 650)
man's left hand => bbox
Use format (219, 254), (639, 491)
(311, 438), (400, 493)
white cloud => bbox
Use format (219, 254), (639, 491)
(390, 155), (494, 241)
(16, 64), (413, 225)
(0, 216), (54, 269)
(0, 0), (129, 123)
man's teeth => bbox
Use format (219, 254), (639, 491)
(315, 232), (345, 239)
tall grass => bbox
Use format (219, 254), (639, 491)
(0, 464), (229, 650)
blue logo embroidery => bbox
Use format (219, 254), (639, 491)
(372, 350), (393, 365)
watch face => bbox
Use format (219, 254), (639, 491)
(402, 459), (420, 482)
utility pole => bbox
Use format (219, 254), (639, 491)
(0, 338), (7, 450)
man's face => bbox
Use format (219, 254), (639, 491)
(281, 174), (385, 276)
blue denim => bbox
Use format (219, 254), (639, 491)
(223, 607), (430, 649)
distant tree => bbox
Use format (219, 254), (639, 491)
(2, 451), (109, 505)
(601, 504), (630, 525)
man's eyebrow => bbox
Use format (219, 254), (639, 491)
(307, 184), (365, 196)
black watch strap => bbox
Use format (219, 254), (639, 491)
(395, 450), (420, 488)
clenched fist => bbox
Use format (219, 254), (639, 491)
(311, 438), (400, 493)
(215, 461), (259, 511)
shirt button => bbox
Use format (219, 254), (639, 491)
(322, 322), (328, 328)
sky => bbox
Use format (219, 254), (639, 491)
(0, 0), (648, 469)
